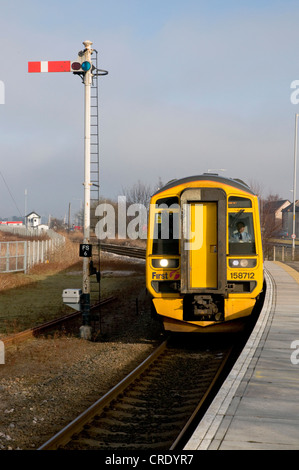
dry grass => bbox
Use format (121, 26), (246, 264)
(0, 235), (145, 336)
(0, 272), (33, 292)
(34, 237), (81, 272)
(0, 230), (49, 242)
(0, 233), (145, 292)
(0, 234), (84, 335)
(0, 234), (82, 292)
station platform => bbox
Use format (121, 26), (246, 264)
(184, 261), (299, 450)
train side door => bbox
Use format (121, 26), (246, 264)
(187, 202), (218, 289)
(180, 188), (226, 294)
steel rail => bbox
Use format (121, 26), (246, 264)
(1, 296), (115, 347)
(38, 339), (168, 450)
(100, 243), (146, 259)
(169, 346), (233, 449)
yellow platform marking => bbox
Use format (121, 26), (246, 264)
(274, 261), (299, 285)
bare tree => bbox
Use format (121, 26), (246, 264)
(152, 177), (164, 194)
(248, 179), (264, 200)
(122, 180), (153, 209)
(249, 180), (284, 241)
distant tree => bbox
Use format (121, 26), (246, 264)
(261, 193), (284, 243)
(74, 206), (84, 228)
(122, 177), (165, 208)
(50, 217), (65, 230)
(122, 180), (152, 209)
(248, 179), (263, 200)
(153, 177), (164, 193)
(249, 180), (284, 241)
(91, 197), (118, 239)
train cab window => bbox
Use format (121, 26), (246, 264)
(228, 212), (256, 254)
(152, 211), (180, 255)
(155, 196), (179, 207)
(228, 196), (252, 208)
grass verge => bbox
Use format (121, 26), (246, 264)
(0, 235), (145, 337)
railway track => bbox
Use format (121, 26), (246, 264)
(2, 243), (143, 347)
(38, 336), (234, 451)
(99, 243), (146, 259)
(1, 296), (116, 347)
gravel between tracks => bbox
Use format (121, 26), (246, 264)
(0, 257), (162, 450)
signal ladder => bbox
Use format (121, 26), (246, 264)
(90, 49), (100, 230)
(89, 50), (108, 333)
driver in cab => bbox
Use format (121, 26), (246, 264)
(233, 221), (252, 242)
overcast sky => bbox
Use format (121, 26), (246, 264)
(1, 0), (299, 220)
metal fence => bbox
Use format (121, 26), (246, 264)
(264, 243), (299, 262)
(0, 225), (47, 237)
(0, 229), (65, 274)
(26, 238), (62, 270)
(0, 241), (27, 273)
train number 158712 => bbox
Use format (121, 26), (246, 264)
(229, 272), (255, 280)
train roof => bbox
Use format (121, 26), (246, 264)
(153, 174), (255, 197)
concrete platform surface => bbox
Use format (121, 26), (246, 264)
(184, 261), (299, 450)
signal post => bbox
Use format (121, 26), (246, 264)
(28, 41), (108, 340)
(81, 40), (93, 340)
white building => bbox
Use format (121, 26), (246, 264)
(25, 211), (41, 229)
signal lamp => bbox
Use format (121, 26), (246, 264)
(71, 61), (91, 72)
(82, 61), (91, 71)
(71, 62), (82, 71)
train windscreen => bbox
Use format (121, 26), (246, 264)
(152, 198), (180, 255)
(229, 212), (256, 255)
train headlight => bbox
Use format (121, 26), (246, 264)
(152, 259), (179, 268)
(240, 259), (249, 267)
(160, 259), (169, 267)
(229, 259), (257, 268)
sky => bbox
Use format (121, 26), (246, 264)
(1, 0), (299, 221)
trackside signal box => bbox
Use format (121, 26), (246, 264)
(62, 289), (82, 311)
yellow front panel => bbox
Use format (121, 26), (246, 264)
(189, 202), (217, 288)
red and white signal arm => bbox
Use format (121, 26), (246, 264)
(28, 60), (92, 74)
(28, 61), (71, 73)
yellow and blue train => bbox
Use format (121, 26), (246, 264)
(146, 174), (264, 333)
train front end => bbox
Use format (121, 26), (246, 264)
(146, 175), (264, 333)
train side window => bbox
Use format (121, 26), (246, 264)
(152, 211), (180, 255)
(228, 212), (256, 254)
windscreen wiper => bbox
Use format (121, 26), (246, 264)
(229, 209), (245, 227)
